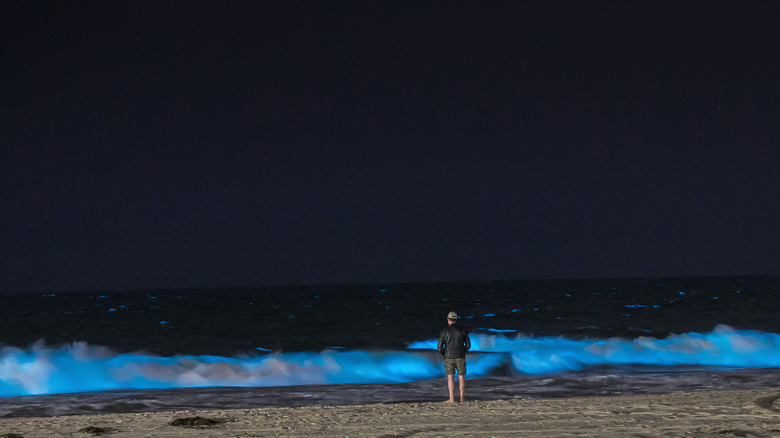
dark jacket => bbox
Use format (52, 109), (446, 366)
(437, 324), (471, 359)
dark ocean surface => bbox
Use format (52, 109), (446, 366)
(2, 276), (780, 418)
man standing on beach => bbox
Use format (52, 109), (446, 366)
(438, 311), (471, 403)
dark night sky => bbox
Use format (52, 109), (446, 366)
(2, 1), (779, 293)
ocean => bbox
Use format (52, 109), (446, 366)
(2, 276), (780, 418)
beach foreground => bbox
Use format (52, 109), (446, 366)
(2, 389), (779, 437)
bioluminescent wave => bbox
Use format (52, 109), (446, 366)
(2, 325), (779, 397)
(410, 324), (780, 373)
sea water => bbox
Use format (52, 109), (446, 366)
(1, 276), (779, 417)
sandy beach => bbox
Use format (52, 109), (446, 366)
(1, 388), (779, 437)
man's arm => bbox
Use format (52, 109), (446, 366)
(437, 330), (446, 355)
(464, 330), (471, 351)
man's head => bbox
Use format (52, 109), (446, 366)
(447, 311), (458, 324)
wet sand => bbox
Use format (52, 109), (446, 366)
(2, 388), (780, 437)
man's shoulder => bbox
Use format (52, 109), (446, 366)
(443, 324), (468, 334)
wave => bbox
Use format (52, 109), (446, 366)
(2, 325), (779, 397)
(410, 324), (780, 373)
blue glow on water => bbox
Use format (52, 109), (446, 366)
(0, 345), (447, 396)
(2, 325), (780, 397)
(411, 325), (780, 373)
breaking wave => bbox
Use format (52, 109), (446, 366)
(2, 325), (779, 397)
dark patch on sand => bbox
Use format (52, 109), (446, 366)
(0, 433), (24, 438)
(715, 429), (765, 437)
(754, 393), (780, 411)
(170, 416), (221, 428)
(78, 426), (107, 435)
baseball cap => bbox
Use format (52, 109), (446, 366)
(447, 311), (458, 319)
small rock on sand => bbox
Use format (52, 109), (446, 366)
(78, 426), (106, 436)
(170, 416), (221, 427)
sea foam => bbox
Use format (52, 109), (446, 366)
(2, 325), (779, 397)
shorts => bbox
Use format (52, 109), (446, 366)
(444, 358), (467, 376)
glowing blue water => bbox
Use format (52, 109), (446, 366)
(3, 325), (779, 397)
(412, 324), (780, 372)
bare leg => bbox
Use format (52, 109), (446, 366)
(446, 375), (455, 403)
(458, 375), (466, 402)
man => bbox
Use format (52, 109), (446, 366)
(437, 311), (471, 403)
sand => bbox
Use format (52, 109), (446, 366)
(1, 389), (780, 437)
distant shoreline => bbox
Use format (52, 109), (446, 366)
(5, 273), (778, 296)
